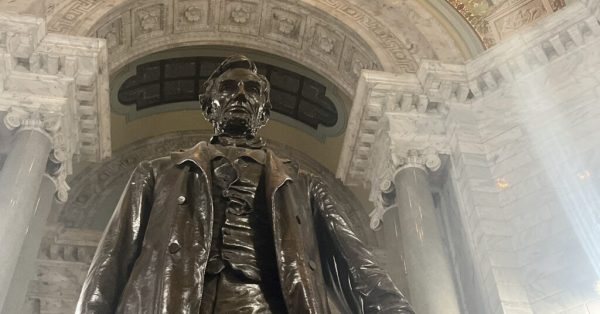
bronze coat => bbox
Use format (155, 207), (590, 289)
(76, 142), (414, 314)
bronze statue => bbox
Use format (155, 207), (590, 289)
(76, 55), (414, 314)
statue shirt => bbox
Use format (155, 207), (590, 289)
(205, 144), (279, 283)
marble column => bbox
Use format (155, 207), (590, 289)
(393, 150), (460, 314)
(2, 176), (56, 314)
(0, 112), (53, 310)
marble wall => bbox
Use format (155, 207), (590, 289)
(470, 29), (600, 314)
(338, 1), (600, 312)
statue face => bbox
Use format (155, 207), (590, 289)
(203, 67), (270, 137)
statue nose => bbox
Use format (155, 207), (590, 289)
(236, 81), (246, 95)
(233, 82), (249, 101)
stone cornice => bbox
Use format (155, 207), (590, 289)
(0, 13), (110, 201)
(337, 61), (463, 186)
(339, 0), (600, 190)
(466, 1), (600, 97)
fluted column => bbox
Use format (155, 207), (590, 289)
(392, 149), (460, 314)
(0, 110), (56, 307)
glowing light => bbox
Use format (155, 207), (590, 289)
(496, 178), (509, 190)
(578, 170), (592, 181)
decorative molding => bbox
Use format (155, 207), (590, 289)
(337, 61), (466, 186)
(486, 0), (565, 43)
(86, 0), (384, 96)
(467, 2), (600, 97)
(261, 3), (306, 48)
(45, 0), (103, 34)
(46, 0), (418, 70)
(307, 19), (345, 66)
(96, 17), (123, 51)
(174, 0), (212, 32)
(444, 0), (566, 47)
(0, 13), (110, 202)
(314, 0), (418, 72)
(44, 0), (423, 96)
(132, 4), (166, 40)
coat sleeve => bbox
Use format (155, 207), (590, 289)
(76, 161), (155, 314)
(310, 176), (414, 314)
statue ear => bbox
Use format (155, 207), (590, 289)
(200, 80), (214, 111)
(258, 107), (270, 127)
(258, 77), (271, 127)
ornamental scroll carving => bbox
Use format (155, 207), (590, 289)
(486, 0), (566, 44)
(368, 148), (441, 230)
(3, 107), (71, 202)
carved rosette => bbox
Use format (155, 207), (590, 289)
(184, 6), (202, 22)
(3, 107), (71, 202)
(230, 5), (251, 24)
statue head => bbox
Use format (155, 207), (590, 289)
(200, 55), (271, 138)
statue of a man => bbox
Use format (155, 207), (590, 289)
(76, 55), (414, 314)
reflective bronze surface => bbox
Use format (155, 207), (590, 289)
(76, 56), (414, 314)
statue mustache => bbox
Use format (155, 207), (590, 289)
(223, 97), (254, 115)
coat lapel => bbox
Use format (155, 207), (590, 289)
(171, 142), (219, 178)
(264, 150), (295, 201)
(171, 142), (296, 192)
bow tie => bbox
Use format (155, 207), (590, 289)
(210, 135), (266, 149)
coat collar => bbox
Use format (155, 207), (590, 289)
(171, 141), (296, 193)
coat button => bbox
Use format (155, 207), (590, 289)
(168, 241), (181, 254)
(177, 196), (186, 205)
(308, 260), (317, 271)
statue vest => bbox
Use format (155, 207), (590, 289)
(200, 146), (287, 313)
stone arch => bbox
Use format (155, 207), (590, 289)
(45, 0), (426, 96)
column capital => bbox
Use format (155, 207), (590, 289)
(3, 107), (58, 136)
(368, 148), (441, 230)
(393, 148), (442, 173)
(0, 13), (110, 202)
(3, 106), (72, 202)
(336, 68), (456, 230)
(337, 62), (466, 186)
